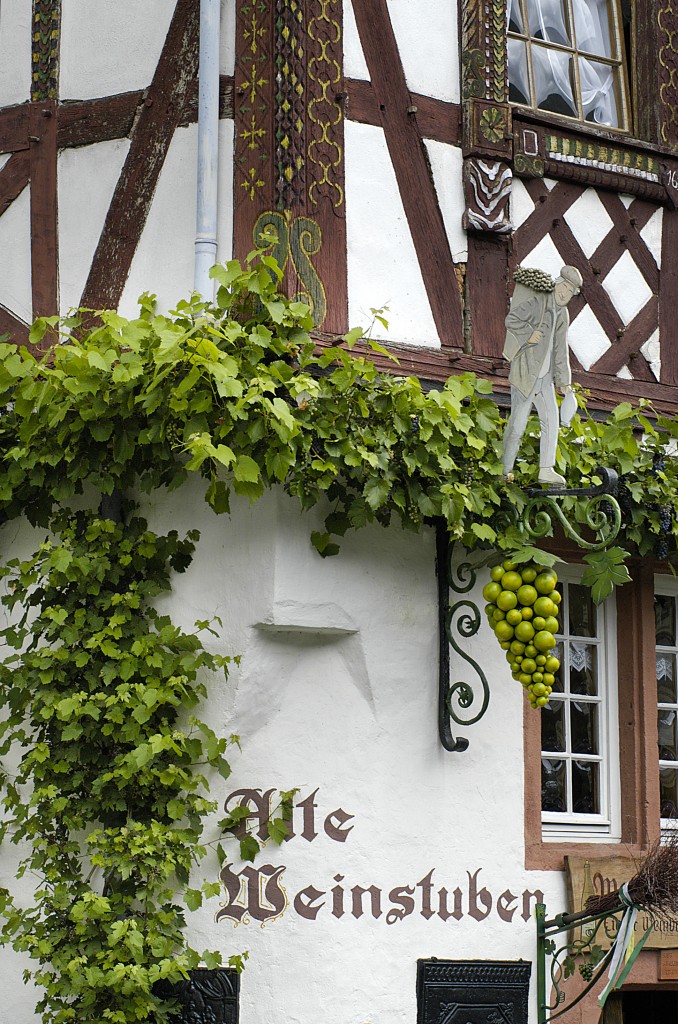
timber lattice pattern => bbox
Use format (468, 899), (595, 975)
(274, 0), (307, 208)
(32, 0), (61, 101)
(512, 179), (662, 381)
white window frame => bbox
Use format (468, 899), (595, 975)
(654, 575), (678, 836)
(542, 565), (621, 842)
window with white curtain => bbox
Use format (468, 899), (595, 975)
(507, 0), (631, 131)
(541, 570), (620, 840)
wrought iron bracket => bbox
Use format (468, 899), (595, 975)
(518, 466), (621, 551)
(536, 900), (625, 1024)
(436, 522), (490, 752)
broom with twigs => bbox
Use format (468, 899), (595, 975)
(581, 832), (678, 1007)
(585, 831), (678, 921)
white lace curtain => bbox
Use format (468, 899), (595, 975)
(509, 0), (618, 126)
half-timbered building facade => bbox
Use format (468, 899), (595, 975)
(1, 2), (677, 1022)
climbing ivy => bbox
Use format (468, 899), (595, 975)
(0, 249), (677, 1023)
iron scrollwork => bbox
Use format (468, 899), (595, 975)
(437, 523), (490, 752)
(521, 466), (621, 551)
(536, 900), (642, 1024)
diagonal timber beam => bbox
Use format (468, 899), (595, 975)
(350, 0), (463, 348)
(80, 0), (199, 310)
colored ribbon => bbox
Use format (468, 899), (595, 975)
(598, 884), (652, 1007)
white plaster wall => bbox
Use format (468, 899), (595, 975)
(425, 141), (468, 263)
(387, 0), (460, 102)
(0, 186), (32, 323)
(119, 120), (234, 318)
(343, 0), (370, 80)
(144, 485), (565, 1024)
(59, 0), (176, 99)
(0, 485), (568, 1023)
(220, 0), (236, 77)
(58, 139), (130, 315)
(0, 0), (31, 106)
(345, 120), (440, 346)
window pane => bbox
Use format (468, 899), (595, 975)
(659, 708), (678, 761)
(572, 760), (599, 814)
(551, 641), (565, 692)
(656, 594), (676, 647)
(658, 654), (676, 704)
(509, 0), (526, 33)
(542, 699), (565, 752)
(525, 0), (571, 45)
(569, 584), (596, 637)
(572, 0), (614, 57)
(533, 44), (577, 117)
(570, 643), (597, 695)
(660, 767), (678, 819)
(572, 700), (598, 754)
(542, 757), (566, 811)
(580, 58), (619, 126)
(508, 37), (531, 105)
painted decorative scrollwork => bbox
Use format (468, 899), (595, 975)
(253, 210), (327, 325)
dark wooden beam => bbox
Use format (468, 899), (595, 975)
(80, 0), (200, 310)
(595, 190), (659, 293)
(0, 149), (30, 213)
(345, 78), (462, 146)
(29, 99), (58, 317)
(58, 91), (142, 148)
(466, 235), (510, 359)
(179, 75), (234, 127)
(590, 298), (658, 375)
(350, 0), (463, 349)
(0, 104), (30, 153)
(0, 303), (29, 346)
(659, 206), (678, 386)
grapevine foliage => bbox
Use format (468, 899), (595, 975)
(0, 250), (677, 1022)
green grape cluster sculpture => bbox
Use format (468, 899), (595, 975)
(483, 561), (562, 709)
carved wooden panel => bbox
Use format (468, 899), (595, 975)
(417, 961), (530, 1024)
(463, 159), (512, 234)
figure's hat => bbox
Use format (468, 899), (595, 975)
(559, 265), (583, 294)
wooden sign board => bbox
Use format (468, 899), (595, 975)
(566, 856), (678, 950)
(660, 949), (678, 980)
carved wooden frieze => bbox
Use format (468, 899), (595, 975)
(235, 0), (346, 332)
(461, 0), (507, 104)
(658, 0), (678, 151)
(417, 961), (531, 1024)
(463, 159), (512, 233)
(32, 0), (61, 102)
(511, 117), (678, 205)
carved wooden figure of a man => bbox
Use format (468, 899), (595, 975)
(502, 265), (583, 486)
